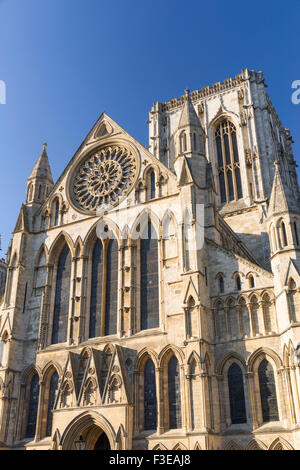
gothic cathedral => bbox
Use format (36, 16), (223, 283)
(0, 69), (300, 450)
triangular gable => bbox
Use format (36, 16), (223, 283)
(183, 276), (200, 304)
(54, 352), (78, 409)
(13, 205), (29, 233)
(178, 157), (194, 185)
(267, 163), (300, 217)
(0, 313), (12, 338)
(77, 348), (102, 407)
(37, 112), (177, 216)
(284, 258), (300, 286)
(102, 345), (130, 405)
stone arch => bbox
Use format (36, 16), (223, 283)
(21, 364), (42, 385)
(41, 361), (62, 382)
(247, 347), (282, 372)
(158, 344), (185, 368)
(130, 207), (161, 240)
(60, 411), (116, 450)
(245, 438), (267, 450)
(172, 442), (187, 450)
(135, 347), (159, 371)
(48, 231), (75, 264)
(83, 218), (122, 258)
(52, 428), (61, 450)
(74, 236), (83, 257)
(187, 350), (201, 367)
(34, 243), (49, 267)
(194, 441), (201, 450)
(152, 442), (168, 450)
(269, 437), (294, 450)
(216, 351), (246, 376)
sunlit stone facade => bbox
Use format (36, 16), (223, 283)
(0, 69), (300, 450)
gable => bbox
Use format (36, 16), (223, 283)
(38, 113), (177, 220)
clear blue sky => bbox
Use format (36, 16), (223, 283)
(0, 0), (299, 255)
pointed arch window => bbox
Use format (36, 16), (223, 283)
(258, 359), (279, 422)
(144, 358), (157, 430)
(51, 245), (71, 344)
(27, 183), (33, 202)
(215, 120), (243, 203)
(218, 275), (224, 294)
(193, 133), (197, 151)
(180, 132), (187, 153)
(105, 238), (118, 336)
(293, 221), (299, 245)
(236, 275), (241, 291)
(46, 371), (59, 436)
(34, 249), (47, 296)
(38, 184), (42, 200)
(89, 237), (118, 338)
(288, 278), (299, 323)
(26, 373), (40, 438)
(168, 355), (182, 429)
(140, 220), (159, 330)
(54, 200), (59, 226)
(249, 275), (255, 288)
(228, 363), (247, 424)
(280, 220), (288, 247)
(150, 171), (156, 199)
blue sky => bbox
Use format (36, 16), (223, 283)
(0, 0), (299, 254)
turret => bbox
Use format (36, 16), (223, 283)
(173, 89), (207, 188)
(267, 161), (300, 262)
(26, 143), (53, 205)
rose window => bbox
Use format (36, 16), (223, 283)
(72, 145), (137, 212)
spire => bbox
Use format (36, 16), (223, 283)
(28, 143), (53, 184)
(267, 161), (300, 218)
(178, 88), (202, 129)
(26, 143), (54, 204)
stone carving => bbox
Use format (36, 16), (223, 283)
(108, 375), (122, 404)
(83, 379), (97, 406)
(72, 145), (137, 212)
(60, 381), (73, 408)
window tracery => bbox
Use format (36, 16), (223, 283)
(71, 145), (137, 212)
(215, 119), (243, 203)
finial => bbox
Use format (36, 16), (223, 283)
(274, 160), (279, 169)
(43, 142), (47, 149)
(184, 88), (190, 96)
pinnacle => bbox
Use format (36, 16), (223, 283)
(28, 142), (53, 184)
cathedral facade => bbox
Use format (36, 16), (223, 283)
(0, 68), (300, 450)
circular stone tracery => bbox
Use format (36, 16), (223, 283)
(72, 145), (137, 212)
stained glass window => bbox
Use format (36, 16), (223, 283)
(144, 358), (157, 430)
(258, 359), (279, 422)
(89, 239), (103, 338)
(105, 239), (118, 336)
(294, 222), (299, 245)
(150, 171), (156, 199)
(51, 245), (71, 344)
(219, 275), (224, 294)
(236, 275), (241, 291)
(168, 356), (181, 429)
(46, 372), (59, 436)
(141, 221), (159, 330)
(26, 374), (40, 438)
(54, 200), (59, 226)
(228, 363), (247, 424)
(215, 120), (243, 203)
(281, 221), (288, 247)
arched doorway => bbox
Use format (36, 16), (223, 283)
(61, 411), (116, 450)
(74, 425), (111, 450)
(94, 432), (111, 450)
